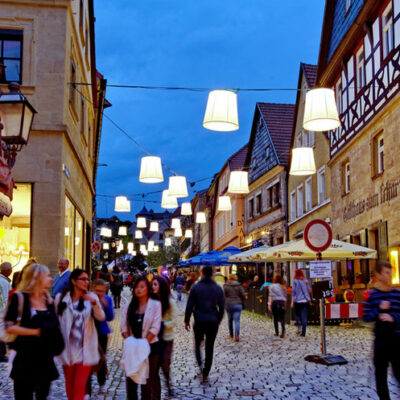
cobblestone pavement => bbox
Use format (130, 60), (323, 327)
(1, 288), (400, 399)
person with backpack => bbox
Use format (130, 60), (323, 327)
(3, 264), (64, 399)
(111, 266), (124, 308)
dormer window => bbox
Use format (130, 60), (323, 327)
(251, 158), (257, 170)
(265, 146), (270, 160)
(346, 0), (352, 13)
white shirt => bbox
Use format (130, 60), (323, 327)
(58, 269), (70, 278)
(0, 274), (11, 309)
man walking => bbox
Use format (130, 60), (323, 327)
(175, 271), (185, 301)
(184, 266), (224, 382)
(51, 258), (71, 297)
(0, 262), (12, 362)
(364, 260), (400, 400)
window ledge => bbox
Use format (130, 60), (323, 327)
(342, 191), (350, 198)
(288, 198), (331, 226)
(372, 172), (384, 181)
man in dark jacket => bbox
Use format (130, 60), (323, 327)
(184, 266), (225, 382)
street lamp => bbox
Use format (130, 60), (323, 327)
(0, 83), (37, 167)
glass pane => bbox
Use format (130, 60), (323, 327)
(0, 184), (31, 279)
(74, 212), (83, 269)
(3, 40), (21, 58)
(64, 197), (75, 268)
(4, 59), (21, 82)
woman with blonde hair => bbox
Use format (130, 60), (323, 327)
(4, 264), (64, 399)
(223, 274), (245, 341)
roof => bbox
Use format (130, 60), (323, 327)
(228, 144), (248, 171)
(257, 103), (296, 165)
(302, 63), (317, 88)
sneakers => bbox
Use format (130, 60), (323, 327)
(280, 332), (285, 338)
(234, 335), (240, 342)
(202, 375), (209, 383)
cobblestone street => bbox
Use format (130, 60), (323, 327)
(1, 289), (400, 399)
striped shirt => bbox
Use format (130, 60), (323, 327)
(363, 288), (400, 339)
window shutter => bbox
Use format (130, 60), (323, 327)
(378, 220), (389, 261)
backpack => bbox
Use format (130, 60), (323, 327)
(0, 292), (24, 343)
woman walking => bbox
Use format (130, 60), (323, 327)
(223, 274), (245, 342)
(55, 269), (105, 400)
(151, 276), (177, 397)
(111, 265), (124, 308)
(268, 275), (287, 338)
(291, 268), (311, 336)
(5, 264), (64, 399)
(121, 276), (162, 400)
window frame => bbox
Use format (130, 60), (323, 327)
(355, 45), (365, 93)
(255, 193), (262, 215)
(335, 77), (343, 115)
(0, 29), (23, 84)
(305, 177), (312, 212)
(248, 198), (254, 219)
(317, 166), (326, 204)
(382, 2), (394, 61)
(297, 184), (304, 217)
(290, 190), (296, 221)
(344, 162), (350, 194)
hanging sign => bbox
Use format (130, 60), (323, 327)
(310, 260), (332, 279)
(304, 219), (332, 252)
(91, 241), (101, 254)
(312, 279), (334, 299)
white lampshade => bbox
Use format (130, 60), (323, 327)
(100, 227), (112, 237)
(174, 228), (182, 237)
(127, 242), (134, 251)
(135, 230), (143, 239)
(228, 171), (249, 194)
(140, 244), (146, 252)
(171, 218), (181, 229)
(117, 243), (124, 253)
(103, 243), (109, 250)
(131, 250), (137, 256)
(148, 240), (155, 250)
(218, 196), (232, 211)
(139, 156), (164, 183)
(181, 202), (192, 216)
(150, 221), (159, 232)
(185, 229), (193, 238)
(115, 196), (131, 212)
(142, 249), (148, 256)
(289, 147), (316, 176)
(161, 190), (178, 209)
(303, 88), (340, 131)
(118, 226), (127, 236)
(137, 217), (147, 228)
(168, 176), (188, 198)
(154, 245), (159, 252)
(196, 211), (206, 224)
(165, 237), (172, 246)
(203, 90), (239, 132)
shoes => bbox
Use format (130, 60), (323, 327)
(280, 332), (285, 338)
(202, 375), (209, 383)
(274, 333), (279, 336)
(300, 333), (306, 337)
(234, 335), (240, 342)
(228, 335), (233, 340)
(0, 356), (8, 362)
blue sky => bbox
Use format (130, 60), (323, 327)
(94, 0), (325, 219)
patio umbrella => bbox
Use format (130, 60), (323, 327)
(201, 246), (242, 265)
(179, 252), (207, 266)
(229, 245), (270, 262)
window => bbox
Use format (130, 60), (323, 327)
(266, 187), (272, 209)
(249, 199), (254, 219)
(80, 96), (86, 137)
(344, 162), (350, 194)
(374, 133), (384, 175)
(302, 131), (308, 147)
(305, 177), (312, 212)
(290, 191), (296, 220)
(0, 29), (23, 83)
(382, 3), (394, 59)
(308, 131), (315, 147)
(335, 78), (343, 115)
(296, 133), (302, 148)
(64, 196), (84, 269)
(256, 193), (262, 214)
(272, 182), (281, 207)
(265, 146), (270, 160)
(356, 46), (365, 92)
(297, 185), (304, 217)
(251, 158), (257, 170)
(318, 167), (326, 204)
(70, 60), (76, 106)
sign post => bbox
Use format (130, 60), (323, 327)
(304, 220), (348, 366)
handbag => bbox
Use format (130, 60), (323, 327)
(0, 292), (24, 343)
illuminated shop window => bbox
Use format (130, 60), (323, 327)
(0, 183), (31, 275)
(64, 196), (84, 269)
(390, 249), (399, 285)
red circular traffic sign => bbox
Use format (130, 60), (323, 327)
(91, 241), (101, 254)
(304, 219), (332, 252)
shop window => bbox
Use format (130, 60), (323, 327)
(0, 184), (31, 274)
(64, 196), (84, 269)
(382, 3), (394, 59)
(0, 29), (23, 83)
(390, 249), (399, 284)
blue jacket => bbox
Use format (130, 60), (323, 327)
(51, 270), (71, 298)
(96, 294), (114, 335)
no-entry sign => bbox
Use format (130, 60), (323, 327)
(304, 219), (332, 253)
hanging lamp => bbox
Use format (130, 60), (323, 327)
(165, 237), (172, 246)
(161, 190), (178, 209)
(131, 250), (137, 256)
(114, 196), (131, 212)
(289, 147), (316, 176)
(100, 227), (112, 237)
(154, 245), (159, 252)
(117, 243), (124, 253)
(174, 228), (182, 237)
(228, 171), (249, 194)
(142, 249), (148, 256)
(181, 202), (192, 216)
(139, 156), (164, 183)
(135, 230), (143, 239)
(168, 176), (188, 198)
(203, 90), (239, 132)
(196, 211), (206, 224)
(118, 226), (127, 236)
(171, 218), (181, 229)
(149, 221), (159, 232)
(303, 88), (340, 131)
(140, 244), (146, 252)
(218, 196), (232, 211)
(127, 242), (134, 251)
(137, 217), (146, 228)
(185, 229), (193, 238)
(103, 243), (109, 250)
(148, 240), (155, 250)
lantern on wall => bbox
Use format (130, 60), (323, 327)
(171, 218), (181, 229)
(203, 90), (239, 132)
(218, 196), (232, 211)
(139, 156), (164, 183)
(168, 176), (188, 198)
(165, 237), (172, 246)
(137, 217), (146, 228)
(115, 196), (131, 212)
(161, 190), (178, 209)
(135, 230), (143, 239)
(196, 211), (206, 224)
(228, 171), (249, 194)
(289, 147), (316, 176)
(185, 229), (193, 238)
(174, 228), (182, 237)
(303, 88), (340, 131)
(118, 226), (127, 236)
(149, 221), (159, 232)
(181, 202), (192, 216)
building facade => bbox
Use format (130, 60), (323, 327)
(0, 0), (106, 273)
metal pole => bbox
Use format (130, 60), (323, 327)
(320, 297), (327, 355)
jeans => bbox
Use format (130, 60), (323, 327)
(294, 302), (308, 336)
(193, 322), (219, 377)
(176, 285), (184, 301)
(158, 340), (173, 391)
(374, 337), (400, 400)
(226, 304), (242, 338)
(271, 301), (285, 335)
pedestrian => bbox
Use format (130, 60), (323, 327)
(223, 274), (245, 342)
(55, 269), (106, 400)
(97, 264), (113, 289)
(268, 275), (287, 338)
(12, 258), (37, 291)
(110, 265), (124, 308)
(151, 276), (178, 397)
(291, 268), (311, 337)
(364, 260), (400, 400)
(184, 266), (225, 382)
(4, 264), (64, 400)
(249, 274), (261, 289)
(175, 272), (185, 301)
(88, 279), (114, 395)
(0, 261), (12, 362)
(184, 271), (198, 293)
(120, 276), (162, 400)
(51, 258), (71, 298)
